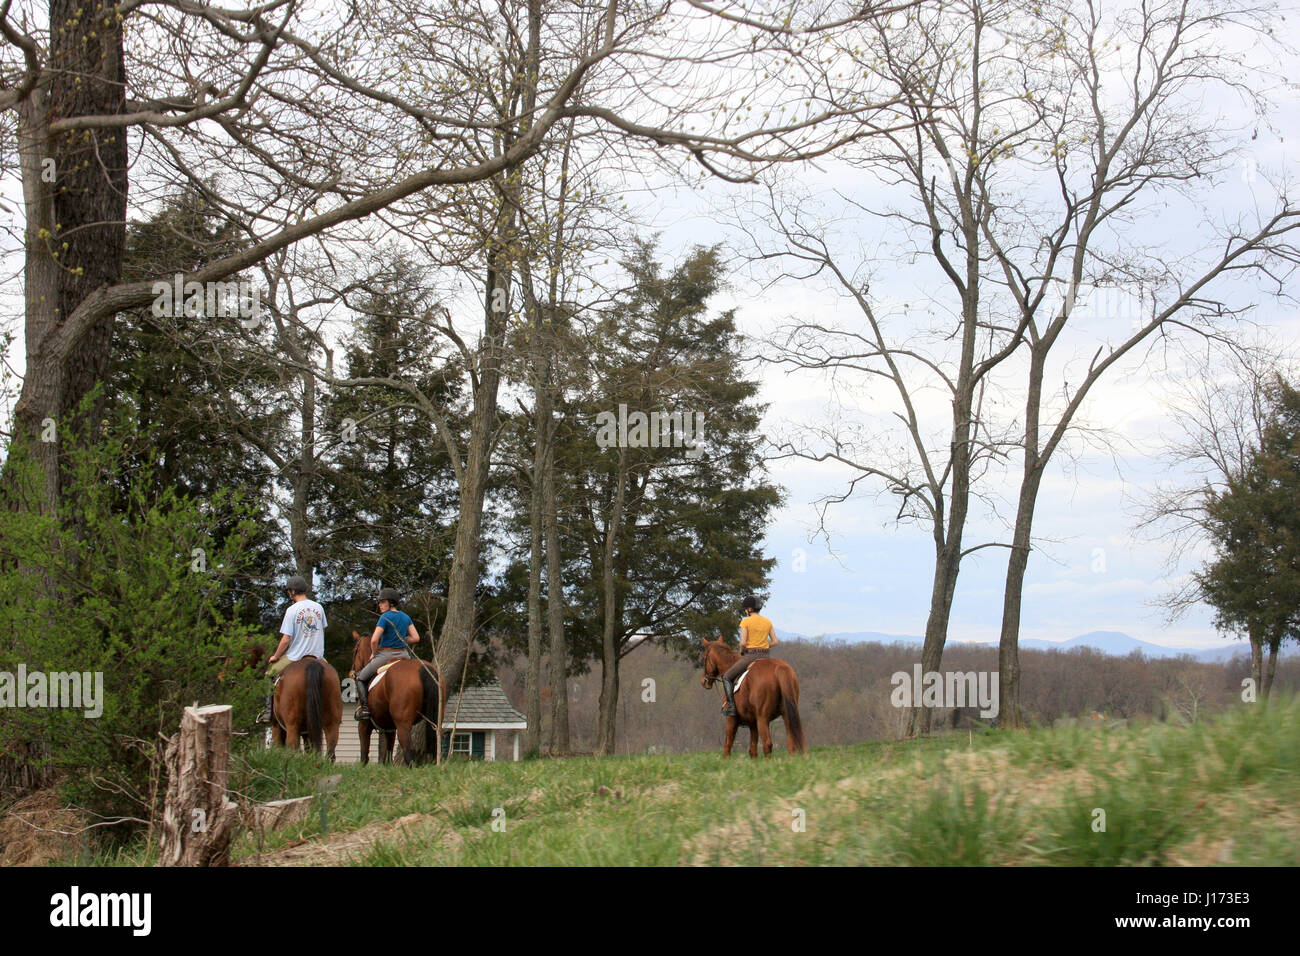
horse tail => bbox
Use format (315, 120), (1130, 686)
(779, 666), (806, 753)
(419, 663), (441, 757)
(304, 659), (324, 751)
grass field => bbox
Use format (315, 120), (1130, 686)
(94, 695), (1300, 866)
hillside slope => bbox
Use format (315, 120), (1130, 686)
(206, 695), (1300, 867)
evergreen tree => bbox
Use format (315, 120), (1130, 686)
(105, 189), (288, 623)
(558, 241), (784, 752)
(1197, 375), (1300, 699)
(313, 256), (466, 661)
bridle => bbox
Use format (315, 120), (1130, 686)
(701, 646), (720, 688)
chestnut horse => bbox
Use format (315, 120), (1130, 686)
(350, 631), (443, 765)
(700, 637), (805, 757)
(271, 656), (342, 760)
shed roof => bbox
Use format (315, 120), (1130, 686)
(443, 680), (526, 728)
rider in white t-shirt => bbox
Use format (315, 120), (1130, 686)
(257, 575), (328, 723)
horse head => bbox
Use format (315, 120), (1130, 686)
(350, 629), (372, 678)
(700, 635), (730, 689)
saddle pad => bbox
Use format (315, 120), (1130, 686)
(735, 670), (749, 695)
(368, 660), (401, 691)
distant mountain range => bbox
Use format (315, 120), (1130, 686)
(783, 628), (1297, 663)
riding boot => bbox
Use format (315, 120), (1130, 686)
(355, 675), (370, 721)
(257, 691), (274, 724)
(722, 678), (737, 717)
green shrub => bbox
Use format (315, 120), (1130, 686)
(0, 415), (262, 843)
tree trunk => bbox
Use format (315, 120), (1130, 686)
(1248, 626), (1263, 700)
(997, 345), (1047, 729)
(1263, 639), (1279, 701)
(906, 384), (976, 737)
(543, 416), (570, 753)
(290, 362), (316, 583)
(524, 404), (546, 755)
(437, 266), (508, 689)
(595, 447), (627, 755)
(909, 541), (962, 737)
(995, 480), (1041, 731)
(158, 705), (240, 867)
(9, 1), (128, 514)
(9, 96), (60, 517)
(905, 236), (982, 738)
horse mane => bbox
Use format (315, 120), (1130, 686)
(708, 637), (739, 667)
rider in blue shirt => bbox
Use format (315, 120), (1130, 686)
(354, 587), (420, 720)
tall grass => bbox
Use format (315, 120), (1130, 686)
(71, 694), (1300, 866)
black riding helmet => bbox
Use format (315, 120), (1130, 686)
(377, 587), (402, 606)
(742, 594), (762, 612)
(286, 575), (310, 596)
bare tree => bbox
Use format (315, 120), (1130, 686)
(972, 0), (1300, 726)
(747, 1), (1034, 736)
(4, 0), (884, 519)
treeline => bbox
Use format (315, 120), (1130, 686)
(494, 640), (1300, 754)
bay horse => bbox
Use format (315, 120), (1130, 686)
(271, 656), (343, 760)
(700, 637), (806, 757)
(350, 631), (443, 766)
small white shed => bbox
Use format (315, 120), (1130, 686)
(328, 677), (526, 764)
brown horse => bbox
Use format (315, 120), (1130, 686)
(350, 631), (443, 765)
(271, 656), (343, 760)
(700, 637), (805, 757)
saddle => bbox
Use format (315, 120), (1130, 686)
(271, 655), (320, 688)
(734, 669), (751, 695)
(367, 659), (403, 691)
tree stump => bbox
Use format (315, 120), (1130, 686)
(159, 704), (240, 866)
(251, 796), (314, 832)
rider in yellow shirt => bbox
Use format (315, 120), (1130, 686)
(722, 594), (777, 716)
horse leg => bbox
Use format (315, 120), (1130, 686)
(747, 722), (758, 758)
(359, 721), (371, 765)
(380, 731), (395, 764)
(723, 715), (738, 756)
(396, 722), (414, 766)
(284, 721), (301, 751)
(326, 723), (339, 763)
(757, 713), (773, 757)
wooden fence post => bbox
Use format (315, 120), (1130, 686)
(158, 704), (240, 866)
